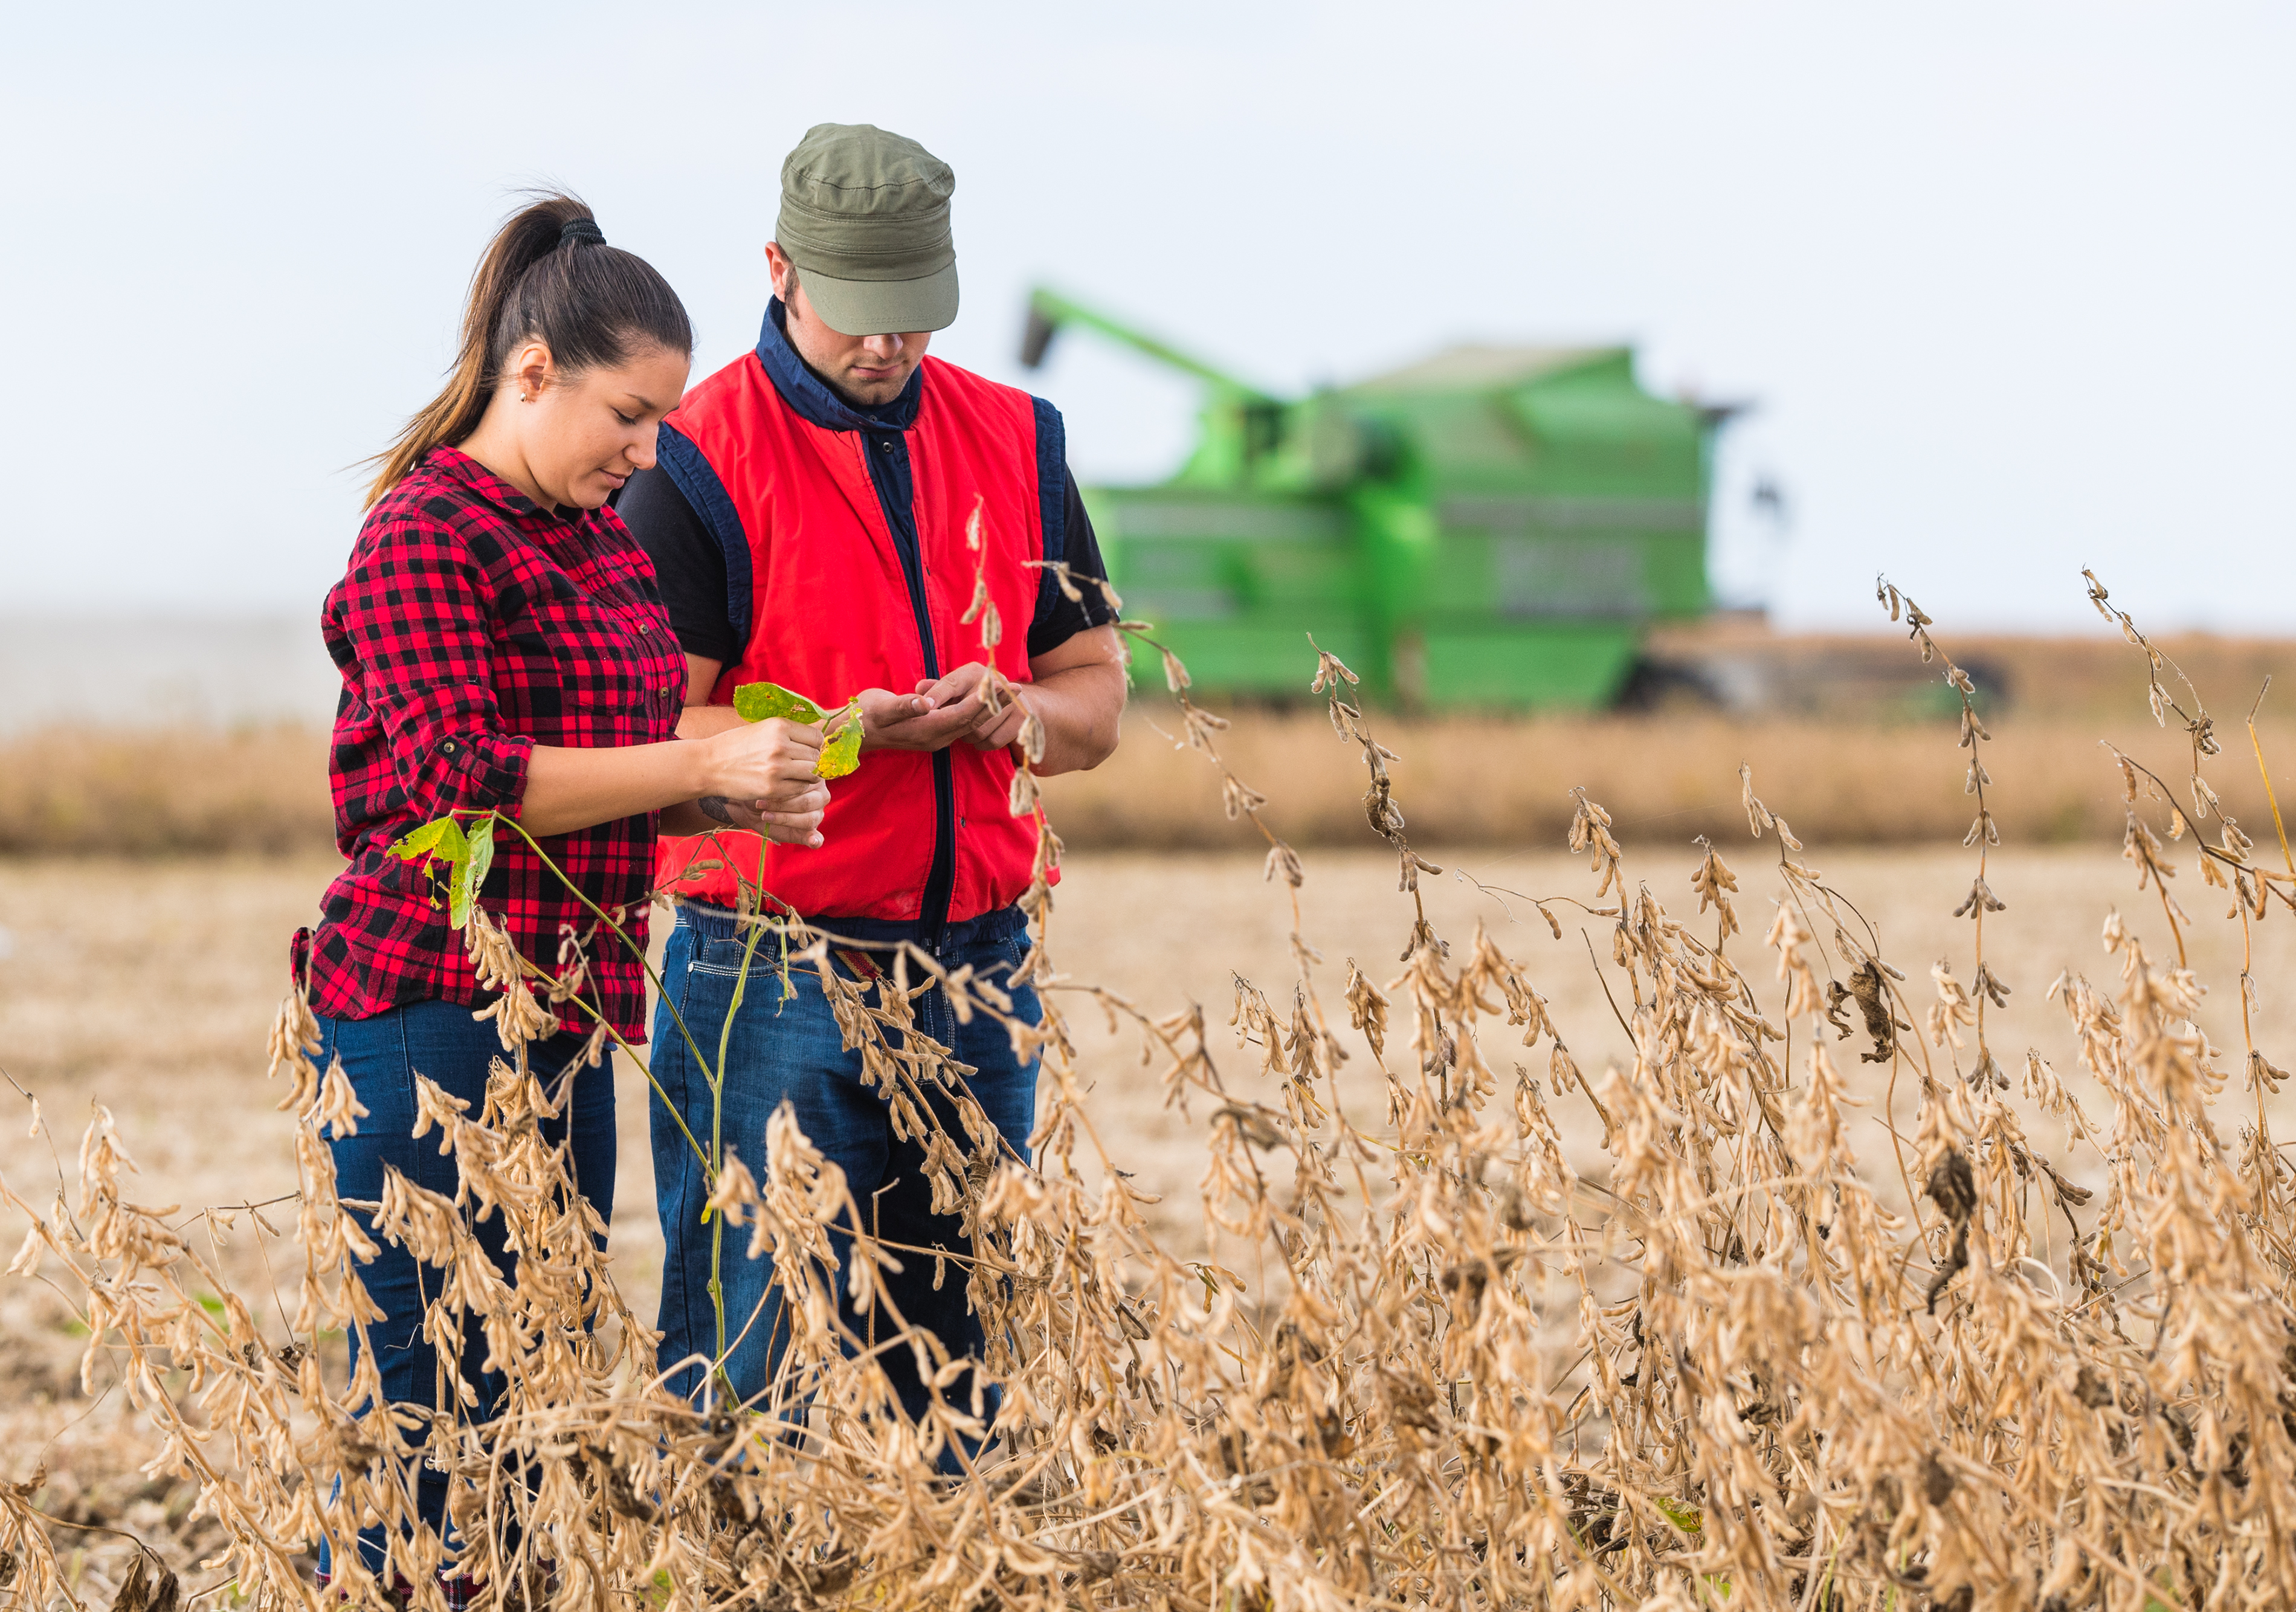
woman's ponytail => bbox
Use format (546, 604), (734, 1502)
(367, 193), (692, 505)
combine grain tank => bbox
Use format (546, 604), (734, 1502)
(1022, 288), (1730, 708)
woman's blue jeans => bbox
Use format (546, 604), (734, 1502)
(648, 903), (1040, 1462)
(314, 1001), (616, 1578)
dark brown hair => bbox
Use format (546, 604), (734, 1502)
(367, 193), (693, 505)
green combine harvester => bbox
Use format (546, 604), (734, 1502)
(1022, 288), (1732, 709)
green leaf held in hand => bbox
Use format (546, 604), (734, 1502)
(733, 681), (825, 724)
(816, 707), (865, 779)
(735, 680), (865, 779)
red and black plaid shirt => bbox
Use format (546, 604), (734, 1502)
(296, 446), (686, 1041)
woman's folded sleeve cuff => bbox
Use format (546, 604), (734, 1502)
(389, 683), (534, 821)
(436, 729), (533, 818)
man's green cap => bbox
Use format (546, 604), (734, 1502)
(776, 123), (958, 336)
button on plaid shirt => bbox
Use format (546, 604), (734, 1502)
(297, 446), (686, 1040)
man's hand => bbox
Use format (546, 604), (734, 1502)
(856, 631), (1126, 771)
(860, 663), (1033, 755)
(918, 662), (1032, 752)
(857, 680), (987, 753)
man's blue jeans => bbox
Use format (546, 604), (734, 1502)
(315, 1001), (616, 1579)
(648, 902), (1040, 1450)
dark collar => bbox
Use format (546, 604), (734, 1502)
(754, 297), (923, 433)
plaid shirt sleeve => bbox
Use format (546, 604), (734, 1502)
(332, 500), (535, 823)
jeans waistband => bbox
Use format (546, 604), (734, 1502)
(676, 901), (1028, 952)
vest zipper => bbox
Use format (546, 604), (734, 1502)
(861, 429), (958, 950)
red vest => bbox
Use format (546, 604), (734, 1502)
(651, 326), (1060, 923)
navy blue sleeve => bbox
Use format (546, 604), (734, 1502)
(1027, 466), (1118, 659)
(613, 465), (740, 667)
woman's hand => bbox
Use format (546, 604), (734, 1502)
(697, 719), (830, 847)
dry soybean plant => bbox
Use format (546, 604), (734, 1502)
(7, 573), (2296, 1612)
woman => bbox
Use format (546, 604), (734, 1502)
(294, 194), (827, 1597)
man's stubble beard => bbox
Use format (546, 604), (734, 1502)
(827, 368), (910, 409)
(784, 309), (912, 410)
(794, 340), (911, 410)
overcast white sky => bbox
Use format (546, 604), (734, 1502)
(2, 1), (2289, 633)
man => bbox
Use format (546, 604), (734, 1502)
(614, 123), (1126, 1446)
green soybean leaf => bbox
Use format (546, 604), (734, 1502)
(1652, 1496), (1703, 1536)
(736, 682), (865, 779)
(451, 813), (497, 931)
(816, 711), (864, 779)
(388, 816), (468, 867)
(734, 682), (825, 724)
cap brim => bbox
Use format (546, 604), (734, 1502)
(799, 262), (959, 336)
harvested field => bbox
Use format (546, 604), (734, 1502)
(1045, 706), (2296, 850)
(10, 706), (2296, 857)
(8, 627), (2296, 859)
